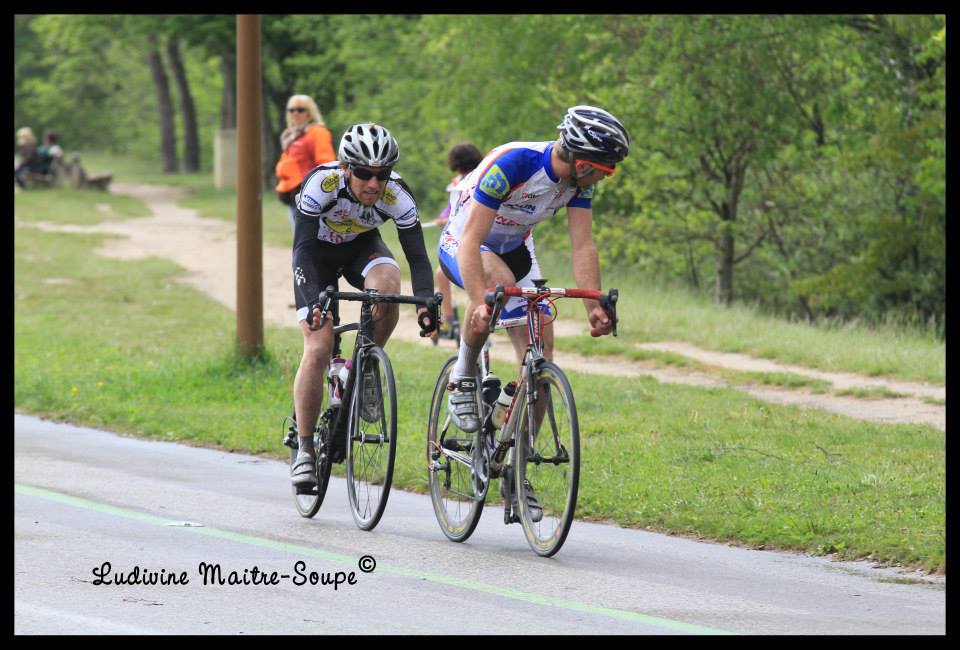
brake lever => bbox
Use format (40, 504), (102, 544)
(418, 293), (443, 336)
(599, 288), (619, 337)
(309, 285), (336, 328)
(483, 284), (505, 334)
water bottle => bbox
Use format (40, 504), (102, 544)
(328, 356), (345, 407)
(338, 359), (352, 386)
(490, 381), (517, 429)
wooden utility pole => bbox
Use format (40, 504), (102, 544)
(236, 15), (263, 357)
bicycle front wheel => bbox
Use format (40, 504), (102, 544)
(288, 413), (332, 519)
(346, 345), (397, 531)
(514, 361), (580, 557)
(426, 356), (485, 542)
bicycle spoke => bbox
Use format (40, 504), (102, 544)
(427, 357), (485, 541)
(346, 347), (397, 531)
(516, 362), (580, 556)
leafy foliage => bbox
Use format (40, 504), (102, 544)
(14, 14), (945, 334)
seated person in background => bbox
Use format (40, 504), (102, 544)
(14, 127), (42, 188)
(37, 130), (64, 174)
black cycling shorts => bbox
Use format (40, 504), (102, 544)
(293, 231), (398, 313)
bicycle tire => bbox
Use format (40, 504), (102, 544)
(289, 418), (332, 519)
(426, 356), (486, 542)
(514, 361), (580, 557)
(345, 345), (397, 531)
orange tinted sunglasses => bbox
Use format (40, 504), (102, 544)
(576, 159), (617, 176)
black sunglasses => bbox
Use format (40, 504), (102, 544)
(351, 166), (392, 181)
(287, 107), (306, 113)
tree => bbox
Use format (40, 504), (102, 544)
(166, 35), (200, 171)
(146, 31), (178, 172)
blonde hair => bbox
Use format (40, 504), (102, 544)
(17, 127), (36, 146)
(285, 95), (324, 129)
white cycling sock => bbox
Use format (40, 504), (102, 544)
(451, 339), (482, 383)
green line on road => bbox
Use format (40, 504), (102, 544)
(16, 483), (734, 635)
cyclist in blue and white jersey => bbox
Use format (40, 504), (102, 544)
(438, 106), (630, 434)
(290, 123), (435, 487)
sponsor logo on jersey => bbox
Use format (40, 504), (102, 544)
(302, 194), (321, 210)
(358, 208), (379, 225)
(323, 217), (373, 235)
(321, 173), (340, 192)
(578, 185), (596, 199)
(478, 164), (510, 200)
(512, 204), (537, 214)
(495, 214), (522, 226)
(382, 187), (397, 205)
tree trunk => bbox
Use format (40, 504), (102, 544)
(712, 148), (751, 307)
(166, 36), (199, 172)
(146, 32), (178, 173)
(219, 45), (237, 129)
(716, 227), (735, 306)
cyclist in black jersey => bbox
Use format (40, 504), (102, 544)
(290, 123), (436, 487)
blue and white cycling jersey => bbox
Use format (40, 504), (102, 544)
(442, 141), (593, 254)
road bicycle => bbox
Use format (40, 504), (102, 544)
(426, 279), (618, 556)
(284, 279), (441, 530)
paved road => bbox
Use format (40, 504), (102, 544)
(14, 414), (944, 635)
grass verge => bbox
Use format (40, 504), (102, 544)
(76, 151), (945, 384)
(15, 187), (945, 572)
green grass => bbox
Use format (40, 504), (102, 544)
(177, 186), (294, 249)
(14, 186), (151, 225)
(14, 187), (946, 573)
(62, 151), (947, 387)
(835, 387), (910, 400)
(718, 370), (833, 393)
(78, 150), (946, 386)
(554, 336), (696, 368)
(80, 151), (212, 188)
(534, 249), (945, 386)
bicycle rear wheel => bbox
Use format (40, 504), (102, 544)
(346, 345), (397, 531)
(514, 361), (580, 557)
(427, 356), (486, 542)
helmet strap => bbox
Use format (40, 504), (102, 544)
(572, 160), (595, 181)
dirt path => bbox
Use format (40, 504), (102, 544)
(18, 182), (945, 431)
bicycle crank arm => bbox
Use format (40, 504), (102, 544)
(438, 449), (474, 469)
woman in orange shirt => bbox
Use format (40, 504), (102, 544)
(275, 94), (336, 234)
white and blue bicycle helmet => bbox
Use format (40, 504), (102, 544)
(338, 123), (400, 167)
(557, 105), (630, 165)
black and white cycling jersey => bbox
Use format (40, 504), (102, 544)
(291, 163), (434, 318)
